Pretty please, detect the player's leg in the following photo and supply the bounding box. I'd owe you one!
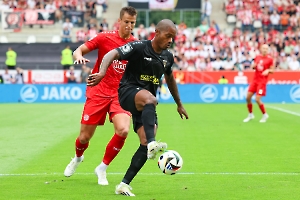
[64,98,109,177]
[120,87,166,159]
[134,89,158,144]
[115,124,147,196]
[243,84,255,122]
[255,85,269,123]
[95,102,131,185]
[64,124,97,177]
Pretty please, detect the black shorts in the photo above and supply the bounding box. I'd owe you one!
[119,86,158,133]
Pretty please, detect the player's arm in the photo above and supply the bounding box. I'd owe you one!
[251,58,257,69]
[164,72,189,119]
[87,49,120,86]
[73,44,91,64]
[262,64,275,76]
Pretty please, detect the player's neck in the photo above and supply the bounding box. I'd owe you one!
[118,31,131,40]
[151,39,162,54]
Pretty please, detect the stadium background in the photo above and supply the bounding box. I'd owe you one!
[0,0,299,103]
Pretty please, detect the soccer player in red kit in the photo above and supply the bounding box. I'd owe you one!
[64,6,137,185]
[243,44,274,123]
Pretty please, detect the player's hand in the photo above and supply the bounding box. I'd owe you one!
[74,57,90,65]
[262,69,269,76]
[87,73,103,86]
[177,105,189,119]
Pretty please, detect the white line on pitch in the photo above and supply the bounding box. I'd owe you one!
[1,172,300,176]
[266,106,300,117]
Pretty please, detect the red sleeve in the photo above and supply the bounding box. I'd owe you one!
[84,33,105,51]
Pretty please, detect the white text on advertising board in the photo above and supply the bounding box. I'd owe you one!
[41,86,82,100]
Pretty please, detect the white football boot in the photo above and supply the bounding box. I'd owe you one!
[64,155,84,177]
[115,182,135,196]
[243,113,254,122]
[147,141,167,159]
[259,113,269,123]
[95,165,108,185]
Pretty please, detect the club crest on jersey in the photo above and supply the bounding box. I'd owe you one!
[163,60,167,68]
[112,60,127,73]
[120,43,133,55]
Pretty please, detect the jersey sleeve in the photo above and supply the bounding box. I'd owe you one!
[84,34,105,51]
[116,41,144,61]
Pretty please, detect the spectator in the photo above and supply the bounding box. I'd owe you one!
[280,11,290,31]
[148,23,156,40]
[241,54,253,70]
[2,68,13,84]
[80,65,91,83]
[76,28,87,43]
[223,58,235,70]
[86,26,98,40]
[5,47,17,70]
[195,57,207,71]
[137,24,148,40]
[61,45,73,70]
[61,27,72,43]
[199,20,209,33]
[14,67,24,84]
[218,75,228,84]
[201,0,212,25]
[279,56,289,70]
[97,0,107,12]
[62,18,73,31]
[212,57,224,70]
[67,73,78,83]
[270,11,281,31]
[99,18,109,32]
[288,55,300,70]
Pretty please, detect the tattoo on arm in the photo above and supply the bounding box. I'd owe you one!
[99,49,120,74]
[164,73,182,106]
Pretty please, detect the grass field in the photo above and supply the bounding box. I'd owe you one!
[1,103,300,200]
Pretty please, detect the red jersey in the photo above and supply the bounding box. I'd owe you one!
[253,54,273,84]
[85,31,136,97]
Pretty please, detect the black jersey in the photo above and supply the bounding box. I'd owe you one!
[116,40,174,96]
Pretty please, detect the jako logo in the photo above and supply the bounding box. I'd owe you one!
[199,85,218,103]
[20,85,39,103]
[290,85,300,103]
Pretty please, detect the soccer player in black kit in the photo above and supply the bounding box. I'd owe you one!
[87,19,189,196]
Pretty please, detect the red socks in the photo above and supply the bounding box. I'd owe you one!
[75,137,89,157]
[247,103,253,113]
[259,103,266,114]
[102,133,126,165]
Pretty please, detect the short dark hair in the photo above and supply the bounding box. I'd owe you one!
[120,6,137,19]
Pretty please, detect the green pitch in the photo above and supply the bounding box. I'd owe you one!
[1,103,300,200]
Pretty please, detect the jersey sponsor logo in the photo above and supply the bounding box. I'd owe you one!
[140,75,160,85]
[290,85,300,103]
[112,60,127,73]
[120,43,133,55]
[199,84,218,103]
[20,85,39,103]
[144,57,152,61]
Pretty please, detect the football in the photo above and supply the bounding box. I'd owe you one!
[158,150,183,175]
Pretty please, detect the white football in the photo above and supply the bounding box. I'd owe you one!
[158,150,183,175]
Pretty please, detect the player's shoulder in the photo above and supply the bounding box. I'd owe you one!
[163,49,174,59]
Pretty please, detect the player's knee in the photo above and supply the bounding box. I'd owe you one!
[144,96,157,106]
[116,127,129,138]
[78,132,92,144]
[255,97,261,104]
